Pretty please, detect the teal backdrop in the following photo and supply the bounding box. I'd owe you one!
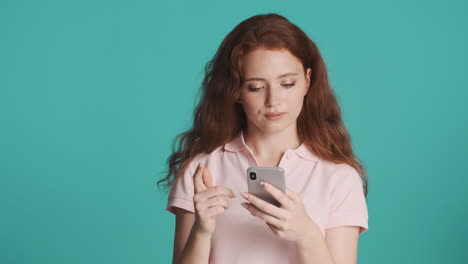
[1,0,467,263]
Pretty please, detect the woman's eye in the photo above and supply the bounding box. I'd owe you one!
[248,86,262,92]
[247,82,295,91]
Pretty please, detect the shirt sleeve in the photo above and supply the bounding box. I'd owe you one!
[166,156,202,215]
[326,166,369,235]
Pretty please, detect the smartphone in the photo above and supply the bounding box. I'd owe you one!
[246,166,285,207]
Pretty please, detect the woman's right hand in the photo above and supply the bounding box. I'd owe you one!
[192,163,236,236]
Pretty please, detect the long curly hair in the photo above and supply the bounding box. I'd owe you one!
[157,13,368,197]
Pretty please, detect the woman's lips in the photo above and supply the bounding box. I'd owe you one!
[264,112,286,120]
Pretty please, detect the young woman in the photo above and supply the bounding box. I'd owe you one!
[158,13,369,264]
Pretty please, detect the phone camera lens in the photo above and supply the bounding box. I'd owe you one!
[250,172,256,180]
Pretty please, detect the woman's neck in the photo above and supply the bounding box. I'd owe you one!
[243,125,301,165]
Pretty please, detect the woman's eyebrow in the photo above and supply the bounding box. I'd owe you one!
[243,72,298,82]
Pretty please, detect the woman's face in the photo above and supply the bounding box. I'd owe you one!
[237,48,311,133]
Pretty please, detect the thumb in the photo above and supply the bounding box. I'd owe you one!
[202,166,213,188]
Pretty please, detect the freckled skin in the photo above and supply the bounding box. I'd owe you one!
[237,48,311,134]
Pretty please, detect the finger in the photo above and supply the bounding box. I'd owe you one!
[241,192,285,219]
[206,185,235,198]
[261,182,294,209]
[286,188,300,203]
[193,163,207,193]
[202,166,214,188]
[196,196,229,211]
[205,205,226,216]
[195,186,235,203]
[266,222,279,233]
[242,202,283,229]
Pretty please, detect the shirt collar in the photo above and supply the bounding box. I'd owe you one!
[223,130,319,162]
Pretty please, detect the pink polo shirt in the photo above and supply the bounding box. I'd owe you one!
[166,130,369,264]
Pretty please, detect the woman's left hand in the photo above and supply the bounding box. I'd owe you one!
[241,182,318,244]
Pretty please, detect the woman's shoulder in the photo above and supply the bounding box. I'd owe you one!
[186,145,226,166]
[315,159,361,182]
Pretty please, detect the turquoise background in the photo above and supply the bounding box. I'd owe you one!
[1,0,467,263]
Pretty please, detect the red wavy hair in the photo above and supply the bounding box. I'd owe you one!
[158,13,368,198]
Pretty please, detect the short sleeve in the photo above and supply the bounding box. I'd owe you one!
[326,167,369,235]
[165,156,201,215]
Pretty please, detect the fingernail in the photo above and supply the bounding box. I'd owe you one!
[241,203,248,209]
[260,181,266,188]
[241,192,249,199]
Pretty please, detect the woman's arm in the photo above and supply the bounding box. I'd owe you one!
[294,225,360,264]
[324,226,360,264]
[172,208,212,264]
[174,227,212,264]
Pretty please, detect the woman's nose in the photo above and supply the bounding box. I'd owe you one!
[265,87,281,107]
